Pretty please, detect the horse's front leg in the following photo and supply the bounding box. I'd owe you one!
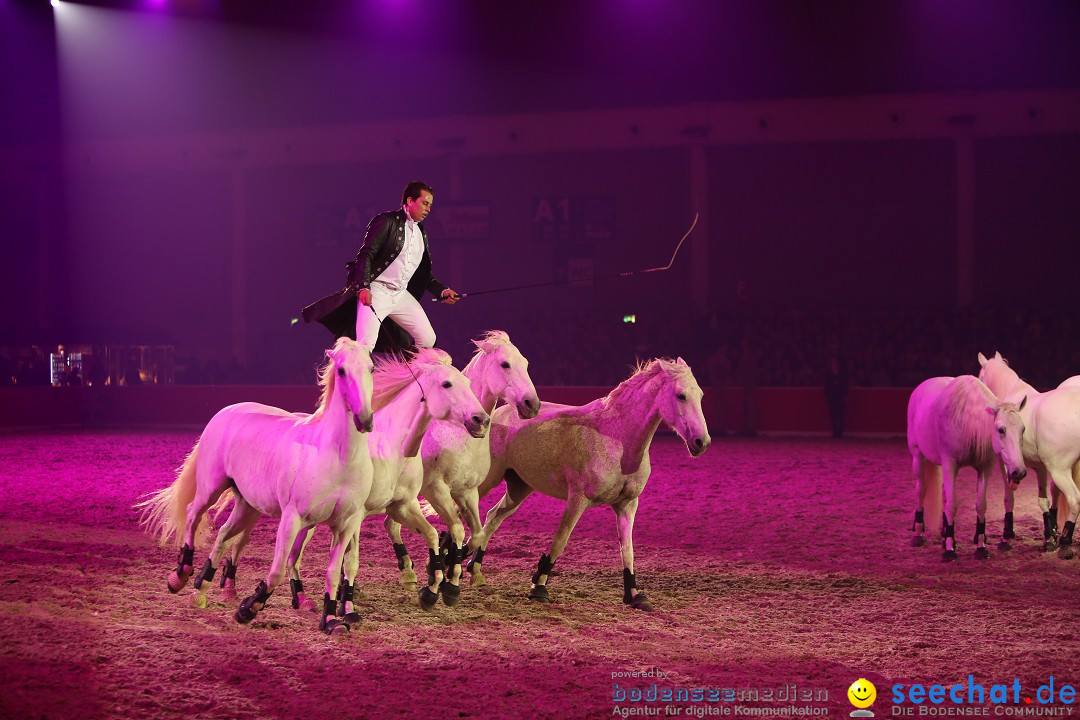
[383,516,417,589]
[470,474,534,586]
[973,469,990,560]
[424,482,467,607]
[941,463,960,562]
[458,488,488,586]
[910,455,928,547]
[318,527,353,635]
[613,496,651,611]
[529,491,590,603]
[388,500,443,611]
[191,499,260,609]
[998,460,1016,551]
[286,526,318,613]
[234,510,305,625]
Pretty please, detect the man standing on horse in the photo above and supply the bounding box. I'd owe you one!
[303,181,461,351]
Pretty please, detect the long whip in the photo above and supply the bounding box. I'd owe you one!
[432,212,699,301]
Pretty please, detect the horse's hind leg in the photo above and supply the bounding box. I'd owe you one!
[1038,469,1060,551]
[192,499,260,609]
[940,464,960,562]
[234,510,304,625]
[972,469,991,560]
[528,491,590,604]
[911,454,928,547]
[170,474,231,594]
[1048,465,1080,560]
[613,497,651,612]
[470,472,534,585]
[383,516,417,589]
[286,526,318,612]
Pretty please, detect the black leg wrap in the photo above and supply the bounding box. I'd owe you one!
[193,558,216,590]
[622,568,638,604]
[1061,520,1075,546]
[1003,511,1015,540]
[220,558,237,587]
[973,520,986,543]
[319,593,351,634]
[1043,511,1059,539]
[531,553,555,585]
[426,548,444,586]
[393,543,410,571]
[175,543,194,574]
[942,523,954,539]
[234,580,271,624]
[912,510,924,532]
[467,547,486,573]
[290,579,304,609]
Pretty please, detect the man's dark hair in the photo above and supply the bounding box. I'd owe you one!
[402,181,433,205]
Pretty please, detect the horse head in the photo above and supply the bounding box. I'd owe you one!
[413,349,491,438]
[977,351,1016,397]
[655,357,711,457]
[470,331,540,419]
[327,338,375,433]
[988,395,1028,487]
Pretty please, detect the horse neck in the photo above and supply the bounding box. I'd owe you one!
[320,381,363,452]
[602,373,664,474]
[463,359,499,414]
[375,382,434,459]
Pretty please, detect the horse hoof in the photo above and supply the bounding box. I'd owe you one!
[628,593,654,612]
[320,617,350,636]
[299,597,318,613]
[167,569,191,594]
[973,548,990,560]
[528,585,552,603]
[341,611,362,626]
[402,581,418,592]
[910,536,926,548]
[400,569,418,587]
[220,585,237,601]
[997,541,1012,552]
[1002,530,1016,540]
[941,550,958,563]
[470,571,486,588]
[191,592,208,609]
[1043,541,1059,553]
[1057,546,1075,560]
[442,583,462,607]
[418,586,440,610]
[234,605,257,624]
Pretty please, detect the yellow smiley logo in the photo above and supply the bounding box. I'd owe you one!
[848,679,877,709]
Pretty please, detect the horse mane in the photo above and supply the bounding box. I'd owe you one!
[462,330,511,375]
[981,353,1036,397]
[943,375,998,462]
[372,347,453,411]
[600,357,696,409]
[308,341,343,423]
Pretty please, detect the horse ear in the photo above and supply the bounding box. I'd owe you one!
[978,352,988,367]
[676,357,688,367]
[994,351,1003,360]
[474,340,496,354]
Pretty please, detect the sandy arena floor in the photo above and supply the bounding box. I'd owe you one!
[0,430,1077,720]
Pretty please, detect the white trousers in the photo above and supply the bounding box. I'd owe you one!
[356,284,437,349]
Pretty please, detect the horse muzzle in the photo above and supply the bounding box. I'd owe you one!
[353,412,374,434]
[688,435,711,457]
[516,396,541,419]
[1009,468,1027,485]
[466,413,490,438]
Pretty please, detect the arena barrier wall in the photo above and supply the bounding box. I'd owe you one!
[0,386,909,435]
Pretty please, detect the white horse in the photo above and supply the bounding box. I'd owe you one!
[138,337,376,634]
[382,331,540,605]
[1028,386,1080,559]
[907,374,1027,561]
[468,357,710,611]
[978,352,1063,552]
[226,348,491,621]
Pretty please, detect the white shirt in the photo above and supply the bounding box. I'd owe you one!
[374,208,424,292]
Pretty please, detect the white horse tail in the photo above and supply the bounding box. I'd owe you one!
[136,440,208,548]
[920,461,944,535]
[208,487,236,526]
